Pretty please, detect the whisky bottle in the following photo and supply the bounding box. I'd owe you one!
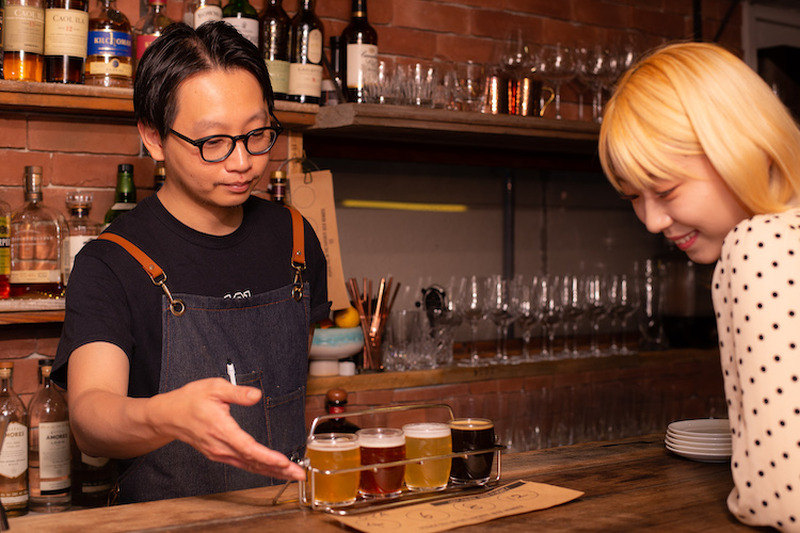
[153,160,166,191]
[0,199,10,300]
[104,164,137,227]
[313,389,360,434]
[259,0,290,100]
[222,0,257,47]
[340,0,377,103]
[269,170,286,205]
[132,0,172,64]
[0,361,29,517]
[2,0,45,81]
[9,166,68,299]
[70,439,116,508]
[28,362,71,513]
[184,0,220,29]
[288,0,323,104]
[64,191,102,285]
[44,0,89,83]
[85,0,133,88]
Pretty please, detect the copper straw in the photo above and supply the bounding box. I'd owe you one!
[347,276,397,372]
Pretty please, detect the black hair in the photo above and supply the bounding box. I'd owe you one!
[133,21,275,139]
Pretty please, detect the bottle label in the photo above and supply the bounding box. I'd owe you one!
[10,269,60,284]
[0,215,10,277]
[87,30,132,59]
[223,17,258,47]
[265,59,290,94]
[289,63,322,98]
[0,422,28,479]
[87,58,133,77]
[307,28,323,64]
[346,42,378,89]
[193,5,222,28]
[44,8,90,58]
[66,235,95,275]
[109,203,136,211]
[38,421,71,489]
[80,451,109,468]
[3,6,45,54]
[135,34,157,59]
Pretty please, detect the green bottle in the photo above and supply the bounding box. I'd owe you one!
[104,164,137,227]
[222,0,258,47]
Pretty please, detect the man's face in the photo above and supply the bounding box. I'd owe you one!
[154,68,272,226]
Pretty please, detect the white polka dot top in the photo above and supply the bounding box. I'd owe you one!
[713,208,800,531]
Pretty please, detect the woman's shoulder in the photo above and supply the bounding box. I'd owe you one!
[720,207,800,264]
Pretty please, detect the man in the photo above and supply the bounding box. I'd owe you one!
[52,22,330,503]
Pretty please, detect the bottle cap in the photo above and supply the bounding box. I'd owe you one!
[118,164,134,174]
[0,361,13,369]
[326,388,349,404]
[270,170,286,180]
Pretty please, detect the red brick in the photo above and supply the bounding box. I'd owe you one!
[0,338,37,359]
[573,0,633,29]
[0,151,55,187]
[505,0,572,19]
[434,34,495,65]
[377,26,438,59]
[0,117,27,150]
[51,154,154,189]
[393,1,472,35]
[470,10,539,41]
[28,119,141,155]
[632,8,688,39]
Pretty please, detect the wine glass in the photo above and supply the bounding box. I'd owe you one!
[614,274,641,354]
[584,273,610,356]
[575,44,612,123]
[422,276,465,366]
[559,274,584,358]
[515,275,542,361]
[458,275,488,367]
[539,274,563,359]
[540,43,576,119]
[485,275,520,365]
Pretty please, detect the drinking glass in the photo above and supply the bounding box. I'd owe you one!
[357,427,406,499]
[305,433,361,507]
[584,273,610,356]
[575,44,611,123]
[485,275,520,365]
[559,274,584,358]
[405,61,438,107]
[515,275,542,361]
[422,276,464,367]
[540,43,576,119]
[454,61,485,112]
[616,274,641,354]
[449,418,496,485]
[458,275,488,367]
[402,422,452,491]
[539,274,563,359]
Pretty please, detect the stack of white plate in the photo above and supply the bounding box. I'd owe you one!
[665,419,732,463]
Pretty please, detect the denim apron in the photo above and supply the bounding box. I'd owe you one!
[98,207,310,503]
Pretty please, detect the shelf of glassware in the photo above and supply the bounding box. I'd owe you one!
[307,103,602,154]
[0,80,319,126]
[0,298,65,325]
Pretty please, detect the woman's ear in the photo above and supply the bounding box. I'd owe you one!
[138,122,165,161]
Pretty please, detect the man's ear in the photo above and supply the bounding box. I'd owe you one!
[138,122,165,161]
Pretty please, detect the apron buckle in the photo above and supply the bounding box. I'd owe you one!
[291,261,305,302]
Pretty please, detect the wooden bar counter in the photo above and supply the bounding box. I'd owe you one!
[11,434,751,532]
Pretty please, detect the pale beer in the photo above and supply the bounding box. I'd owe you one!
[403,422,451,491]
[305,433,360,507]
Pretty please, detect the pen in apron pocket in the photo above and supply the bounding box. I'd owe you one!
[226,359,237,386]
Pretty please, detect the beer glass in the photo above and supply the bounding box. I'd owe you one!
[449,418,496,485]
[357,427,406,498]
[306,433,361,507]
[402,422,452,491]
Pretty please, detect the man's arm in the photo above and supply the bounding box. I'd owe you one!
[67,341,305,480]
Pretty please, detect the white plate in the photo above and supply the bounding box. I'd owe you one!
[309,341,364,360]
[664,437,731,453]
[665,443,731,463]
[666,430,731,445]
[668,419,730,437]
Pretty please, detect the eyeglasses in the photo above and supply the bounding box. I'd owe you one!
[168,122,283,163]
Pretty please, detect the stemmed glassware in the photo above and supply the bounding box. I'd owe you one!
[539,275,563,359]
[540,43,576,119]
[613,274,641,354]
[584,273,610,356]
[575,44,613,123]
[559,274,584,358]
[515,275,542,361]
[459,275,488,367]
[485,275,521,365]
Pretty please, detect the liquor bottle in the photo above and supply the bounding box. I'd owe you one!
[64,191,102,285]
[44,0,89,83]
[259,0,290,101]
[0,199,10,300]
[0,361,29,517]
[153,160,165,191]
[9,166,68,299]
[104,164,137,227]
[184,0,220,29]
[132,0,172,64]
[70,438,116,508]
[222,0,257,47]
[313,389,360,434]
[84,0,133,88]
[288,0,323,105]
[28,363,71,513]
[2,0,45,81]
[269,169,286,205]
[339,0,377,103]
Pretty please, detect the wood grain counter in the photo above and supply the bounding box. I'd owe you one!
[10,434,755,532]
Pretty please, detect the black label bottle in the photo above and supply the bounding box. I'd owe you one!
[259,0,290,100]
[0,199,10,300]
[222,0,257,47]
[85,0,133,88]
[3,0,45,81]
[104,164,137,228]
[10,166,68,299]
[269,170,286,205]
[288,0,323,104]
[340,0,377,103]
[0,361,29,517]
[313,389,360,434]
[28,363,71,513]
[44,0,89,83]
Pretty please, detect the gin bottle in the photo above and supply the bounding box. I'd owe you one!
[222,0,258,47]
[28,363,71,513]
[104,164,137,228]
[64,191,102,285]
[0,361,29,517]
[9,166,69,299]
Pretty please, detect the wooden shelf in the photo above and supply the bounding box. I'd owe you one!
[307,103,601,154]
[0,79,319,127]
[0,298,65,325]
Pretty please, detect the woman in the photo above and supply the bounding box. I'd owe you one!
[598,42,800,531]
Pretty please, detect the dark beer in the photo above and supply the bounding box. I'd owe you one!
[449,418,495,484]
[357,428,405,498]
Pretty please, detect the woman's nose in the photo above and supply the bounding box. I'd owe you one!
[638,199,672,234]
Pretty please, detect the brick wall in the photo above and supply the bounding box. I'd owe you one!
[0,0,743,399]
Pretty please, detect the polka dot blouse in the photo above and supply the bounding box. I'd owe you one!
[713,208,800,531]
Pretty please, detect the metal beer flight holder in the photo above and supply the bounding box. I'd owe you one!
[272,403,504,516]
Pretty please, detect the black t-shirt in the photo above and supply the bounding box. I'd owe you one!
[52,194,330,397]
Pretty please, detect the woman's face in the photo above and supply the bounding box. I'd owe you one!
[618,155,750,264]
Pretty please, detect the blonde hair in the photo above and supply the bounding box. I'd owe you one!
[598,41,800,215]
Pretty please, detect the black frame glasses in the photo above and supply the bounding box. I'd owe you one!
[169,120,284,163]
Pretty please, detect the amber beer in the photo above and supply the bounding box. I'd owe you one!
[357,427,405,498]
[449,418,495,485]
[305,433,360,507]
[403,422,451,491]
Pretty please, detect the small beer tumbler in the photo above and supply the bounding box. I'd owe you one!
[449,418,496,485]
[357,427,406,498]
[306,433,361,507]
[403,422,452,491]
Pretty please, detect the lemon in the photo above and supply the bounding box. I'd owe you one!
[334,307,360,328]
